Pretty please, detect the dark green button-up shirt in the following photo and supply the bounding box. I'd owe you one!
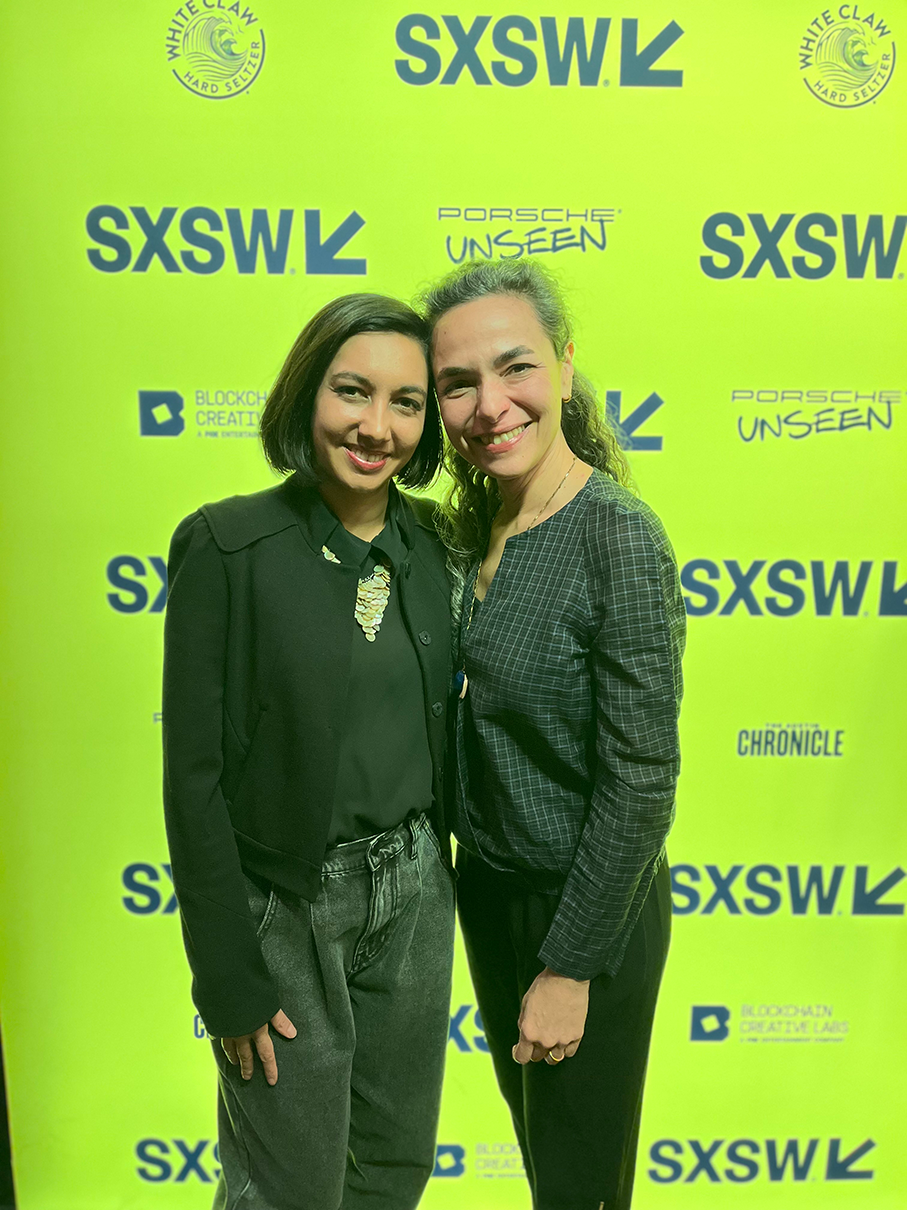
[308,491,434,845]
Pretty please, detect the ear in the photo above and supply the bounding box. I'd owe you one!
[559,341,575,401]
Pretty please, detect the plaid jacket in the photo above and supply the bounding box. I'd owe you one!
[454,470,685,980]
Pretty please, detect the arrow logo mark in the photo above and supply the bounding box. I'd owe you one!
[879,561,907,616]
[606,391,664,451]
[304,210,367,275]
[826,1138,875,1181]
[619,19,684,87]
[852,866,905,916]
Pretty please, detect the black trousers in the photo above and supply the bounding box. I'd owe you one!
[456,850,671,1210]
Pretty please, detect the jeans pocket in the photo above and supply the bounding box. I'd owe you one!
[243,871,279,940]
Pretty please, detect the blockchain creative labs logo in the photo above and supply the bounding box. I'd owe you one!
[139,390,185,436]
[138,389,267,439]
[691,1003,850,1045]
[799,7,895,108]
[166,3,265,99]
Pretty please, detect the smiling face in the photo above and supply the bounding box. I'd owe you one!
[311,331,429,495]
[432,294,574,482]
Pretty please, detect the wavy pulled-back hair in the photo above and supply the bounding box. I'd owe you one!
[416,259,632,571]
[260,293,443,489]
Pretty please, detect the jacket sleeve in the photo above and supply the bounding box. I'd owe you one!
[162,511,280,1037]
[538,502,685,981]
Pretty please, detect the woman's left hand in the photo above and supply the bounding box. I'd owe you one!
[512,967,590,1065]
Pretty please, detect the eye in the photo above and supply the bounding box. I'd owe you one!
[335,384,367,399]
[505,362,536,375]
[394,397,424,413]
[442,381,473,398]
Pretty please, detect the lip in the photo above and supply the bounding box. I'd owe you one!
[344,446,389,473]
[472,422,531,455]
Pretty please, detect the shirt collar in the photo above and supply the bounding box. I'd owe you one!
[308,484,409,574]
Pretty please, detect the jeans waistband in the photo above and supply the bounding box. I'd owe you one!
[321,813,429,875]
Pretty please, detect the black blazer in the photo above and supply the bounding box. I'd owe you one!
[162,476,452,1037]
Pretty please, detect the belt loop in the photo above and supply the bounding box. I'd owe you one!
[408,817,418,860]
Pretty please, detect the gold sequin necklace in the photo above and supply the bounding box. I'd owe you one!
[321,546,391,642]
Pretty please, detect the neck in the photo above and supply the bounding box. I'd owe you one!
[495,433,576,527]
[318,479,390,542]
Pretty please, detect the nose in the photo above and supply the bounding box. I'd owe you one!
[474,378,510,425]
[357,399,392,445]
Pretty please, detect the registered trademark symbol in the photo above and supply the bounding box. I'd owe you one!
[602,79,610,87]
[289,267,296,275]
[899,272,904,279]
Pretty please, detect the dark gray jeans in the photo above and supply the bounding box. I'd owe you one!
[212,814,455,1210]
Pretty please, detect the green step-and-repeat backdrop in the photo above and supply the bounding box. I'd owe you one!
[1,2,905,1208]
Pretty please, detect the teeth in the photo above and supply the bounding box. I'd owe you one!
[349,447,385,463]
[484,424,527,446]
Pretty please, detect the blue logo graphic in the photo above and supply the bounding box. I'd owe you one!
[691,1005,731,1041]
[680,559,907,617]
[122,864,177,915]
[106,557,168,614]
[671,864,905,917]
[606,390,664,451]
[395,16,683,88]
[86,207,366,276]
[700,212,906,279]
[139,391,185,437]
[136,1139,220,1183]
[648,1137,875,1183]
[448,1004,489,1052]
[433,1145,466,1177]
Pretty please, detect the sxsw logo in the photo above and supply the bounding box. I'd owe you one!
[139,391,184,437]
[672,863,905,916]
[395,16,683,87]
[107,558,167,614]
[690,1005,730,1041]
[680,558,907,617]
[122,864,177,914]
[607,391,663,451]
[136,1140,219,1183]
[433,1145,466,1177]
[449,1004,489,1052]
[648,1137,875,1183]
[701,213,906,279]
[86,207,366,275]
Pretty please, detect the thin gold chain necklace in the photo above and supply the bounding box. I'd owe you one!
[458,455,577,698]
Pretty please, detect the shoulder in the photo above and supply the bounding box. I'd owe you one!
[398,489,441,534]
[195,479,300,553]
[578,472,676,570]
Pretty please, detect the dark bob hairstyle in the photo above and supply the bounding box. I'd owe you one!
[260,293,443,489]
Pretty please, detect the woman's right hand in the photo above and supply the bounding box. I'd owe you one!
[221,1009,297,1085]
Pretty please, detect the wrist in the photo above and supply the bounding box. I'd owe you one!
[541,965,590,986]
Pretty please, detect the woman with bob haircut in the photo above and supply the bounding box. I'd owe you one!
[419,259,685,1210]
[162,293,455,1210]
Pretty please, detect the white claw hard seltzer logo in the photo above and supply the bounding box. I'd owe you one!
[799,6,896,108]
[166,3,265,99]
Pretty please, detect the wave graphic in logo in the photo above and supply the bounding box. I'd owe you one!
[799,11,895,108]
[167,7,265,99]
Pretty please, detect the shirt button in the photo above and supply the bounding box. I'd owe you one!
[419,631,432,645]
[431,702,443,717]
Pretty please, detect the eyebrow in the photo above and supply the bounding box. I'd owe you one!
[331,371,426,399]
[436,346,536,380]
